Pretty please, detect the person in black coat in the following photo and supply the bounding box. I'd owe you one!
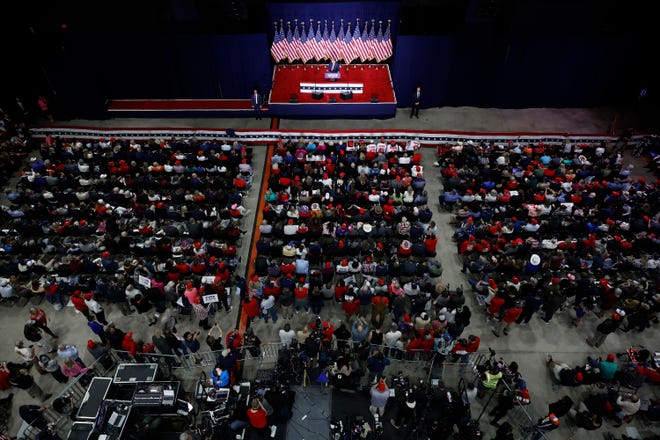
[410,86,422,118]
[250,88,263,120]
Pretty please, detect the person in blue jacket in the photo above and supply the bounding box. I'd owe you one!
[211,365,230,388]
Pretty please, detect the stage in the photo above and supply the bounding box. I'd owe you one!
[268,64,397,118]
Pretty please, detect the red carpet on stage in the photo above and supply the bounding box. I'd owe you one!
[269,64,396,104]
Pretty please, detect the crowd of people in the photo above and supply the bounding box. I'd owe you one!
[0,132,260,436]
[1,122,659,440]
[435,140,660,339]
[250,137,480,367]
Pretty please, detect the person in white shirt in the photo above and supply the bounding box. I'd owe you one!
[84,293,108,325]
[279,323,296,347]
[283,220,298,236]
[125,284,141,300]
[0,278,17,298]
[384,323,402,352]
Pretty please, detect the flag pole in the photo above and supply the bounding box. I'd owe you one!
[339,18,344,63]
[323,19,328,62]
[293,19,298,68]
[317,20,322,70]
[378,20,383,67]
[371,19,376,65]
[309,19,314,64]
[301,21,306,70]
[356,18,361,70]
[286,21,292,69]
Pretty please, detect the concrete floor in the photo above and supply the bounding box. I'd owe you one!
[2,106,658,440]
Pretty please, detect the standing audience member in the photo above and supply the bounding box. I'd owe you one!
[28,307,58,338]
[38,354,68,384]
[369,377,390,416]
[279,324,296,348]
[23,320,53,353]
[11,369,51,401]
[14,341,41,373]
[70,291,92,321]
[84,293,108,325]
[61,357,89,378]
[410,86,422,119]
[56,343,85,367]
[586,309,624,348]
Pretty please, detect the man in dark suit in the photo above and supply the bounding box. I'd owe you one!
[328,59,340,73]
[251,88,263,120]
[411,86,421,119]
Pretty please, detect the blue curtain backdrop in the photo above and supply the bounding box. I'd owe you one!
[36,28,652,116]
[265,1,401,51]
[392,35,646,109]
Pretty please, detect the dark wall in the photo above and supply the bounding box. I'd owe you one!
[35,32,272,118]
[392,34,654,109]
[34,31,655,118]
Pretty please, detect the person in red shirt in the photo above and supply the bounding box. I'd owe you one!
[342,288,360,320]
[293,281,309,313]
[28,307,58,338]
[424,233,438,257]
[247,397,275,437]
[71,291,92,321]
[121,332,138,356]
[493,303,523,337]
[225,328,243,351]
[487,293,505,322]
[371,293,389,329]
[243,296,260,324]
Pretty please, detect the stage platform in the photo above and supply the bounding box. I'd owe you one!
[268,64,397,118]
[107,99,269,118]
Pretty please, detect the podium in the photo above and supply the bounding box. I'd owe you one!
[324,71,341,81]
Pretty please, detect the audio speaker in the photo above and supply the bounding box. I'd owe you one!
[312,91,324,100]
[340,91,353,100]
[329,97,337,103]
[370,97,379,103]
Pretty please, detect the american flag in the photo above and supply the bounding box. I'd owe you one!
[328,22,339,61]
[348,21,362,64]
[336,22,345,62]
[366,21,377,62]
[358,21,370,62]
[299,23,313,63]
[270,22,286,62]
[312,21,324,61]
[343,22,353,63]
[291,22,301,61]
[383,20,393,60]
[284,23,294,62]
[321,21,330,60]
[373,21,387,62]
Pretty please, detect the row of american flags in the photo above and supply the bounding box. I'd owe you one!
[270,18,393,64]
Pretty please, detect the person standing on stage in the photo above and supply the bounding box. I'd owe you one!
[328,58,340,72]
[251,88,263,120]
[410,85,422,119]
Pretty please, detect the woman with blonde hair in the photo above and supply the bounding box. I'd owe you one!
[61,357,89,378]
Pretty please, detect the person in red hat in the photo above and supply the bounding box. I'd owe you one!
[586,310,624,347]
[184,282,198,306]
[369,377,390,416]
[70,291,92,321]
[84,292,108,325]
[596,353,619,381]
